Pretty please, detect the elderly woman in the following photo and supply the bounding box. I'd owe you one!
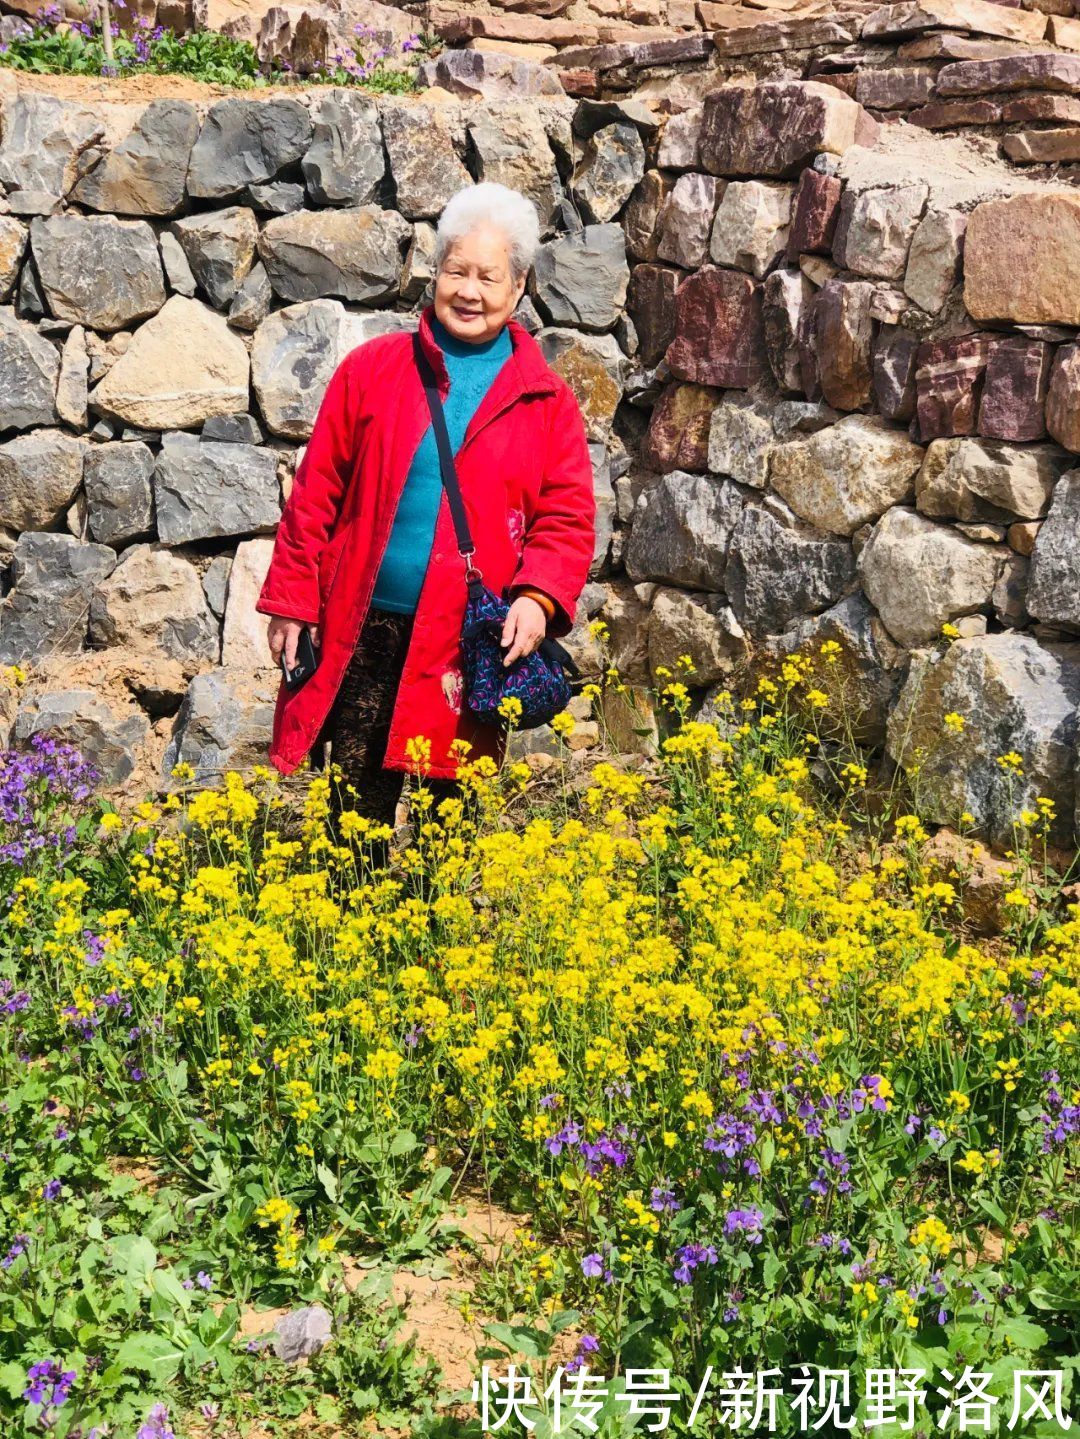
[256,181,596,829]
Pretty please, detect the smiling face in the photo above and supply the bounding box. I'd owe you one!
[433,223,527,345]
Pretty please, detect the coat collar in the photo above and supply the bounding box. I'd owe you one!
[416,302,559,399]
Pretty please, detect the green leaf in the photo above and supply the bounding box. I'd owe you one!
[113,1331,184,1377]
[389,1130,418,1158]
[317,1164,339,1203]
[1028,1286,1080,1314]
[997,1317,1049,1350]
[763,1250,783,1292]
[0,1361,27,1401]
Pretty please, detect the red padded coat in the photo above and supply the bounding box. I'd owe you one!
[255,304,596,780]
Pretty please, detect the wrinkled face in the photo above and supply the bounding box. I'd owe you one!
[434,223,527,344]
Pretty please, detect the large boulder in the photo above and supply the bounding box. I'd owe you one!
[0,307,59,431]
[83,441,156,549]
[0,92,104,201]
[857,506,1008,646]
[302,92,384,207]
[30,214,166,332]
[168,208,260,310]
[153,433,280,544]
[886,633,1080,846]
[726,498,857,634]
[915,438,1070,523]
[646,586,748,686]
[257,205,410,304]
[88,543,220,670]
[699,81,872,179]
[769,415,924,536]
[665,266,766,390]
[964,193,1080,328]
[532,225,629,332]
[71,99,199,217]
[380,103,472,220]
[89,295,249,430]
[14,688,149,786]
[163,666,279,782]
[625,469,745,590]
[0,430,85,532]
[470,109,563,233]
[0,533,116,663]
[186,98,313,201]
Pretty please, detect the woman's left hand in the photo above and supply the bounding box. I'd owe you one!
[501,595,547,667]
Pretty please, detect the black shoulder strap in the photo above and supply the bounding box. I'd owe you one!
[413,332,475,561]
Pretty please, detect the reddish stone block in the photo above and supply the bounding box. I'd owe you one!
[1046,342,1080,452]
[699,79,871,178]
[642,381,718,472]
[627,263,681,368]
[815,277,876,411]
[786,168,843,260]
[1001,91,1080,120]
[873,326,919,421]
[666,266,767,390]
[763,266,813,395]
[978,334,1052,440]
[908,98,1004,126]
[936,53,1080,94]
[915,333,992,440]
[558,68,600,97]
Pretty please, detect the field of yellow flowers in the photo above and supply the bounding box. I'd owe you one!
[2,641,1080,1438]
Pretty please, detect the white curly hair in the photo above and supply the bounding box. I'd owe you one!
[434,182,542,281]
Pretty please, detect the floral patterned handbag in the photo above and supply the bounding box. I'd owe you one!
[414,335,580,731]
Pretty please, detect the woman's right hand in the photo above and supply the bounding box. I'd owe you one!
[267,617,319,670]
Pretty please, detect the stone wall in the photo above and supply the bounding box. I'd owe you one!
[3,33,1080,846]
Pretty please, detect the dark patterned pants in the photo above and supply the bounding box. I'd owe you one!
[323,605,461,834]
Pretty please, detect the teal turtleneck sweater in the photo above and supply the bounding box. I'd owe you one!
[370,314,513,615]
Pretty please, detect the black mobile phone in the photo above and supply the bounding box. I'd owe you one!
[282,627,320,689]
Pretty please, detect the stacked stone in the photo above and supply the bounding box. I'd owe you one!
[622,75,1080,846]
[0,82,632,785]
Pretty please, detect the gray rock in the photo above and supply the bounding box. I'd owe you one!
[571,123,645,226]
[535,327,624,443]
[89,542,220,668]
[202,413,264,445]
[647,586,748,686]
[0,429,85,532]
[153,432,280,544]
[656,173,722,271]
[251,299,355,441]
[1028,470,1080,629]
[625,470,745,590]
[56,325,89,430]
[14,688,148,785]
[0,93,104,201]
[417,48,564,100]
[904,208,966,315]
[834,183,929,281]
[533,224,629,333]
[469,111,562,233]
[726,498,857,634]
[993,550,1029,629]
[302,92,384,207]
[400,223,436,305]
[228,262,273,332]
[858,506,1008,647]
[168,208,259,311]
[766,591,903,745]
[221,536,274,668]
[159,231,197,298]
[202,554,232,618]
[916,439,1071,524]
[624,170,675,264]
[71,99,198,217]
[242,181,305,214]
[83,441,156,548]
[0,306,60,430]
[657,107,703,170]
[709,180,794,280]
[30,214,165,332]
[186,98,313,201]
[163,666,279,781]
[887,632,1080,847]
[589,442,616,576]
[0,532,116,662]
[769,415,924,536]
[380,104,472,221]
[708,392,777,489]
[762,267,812,396]
[258,205,409,305]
